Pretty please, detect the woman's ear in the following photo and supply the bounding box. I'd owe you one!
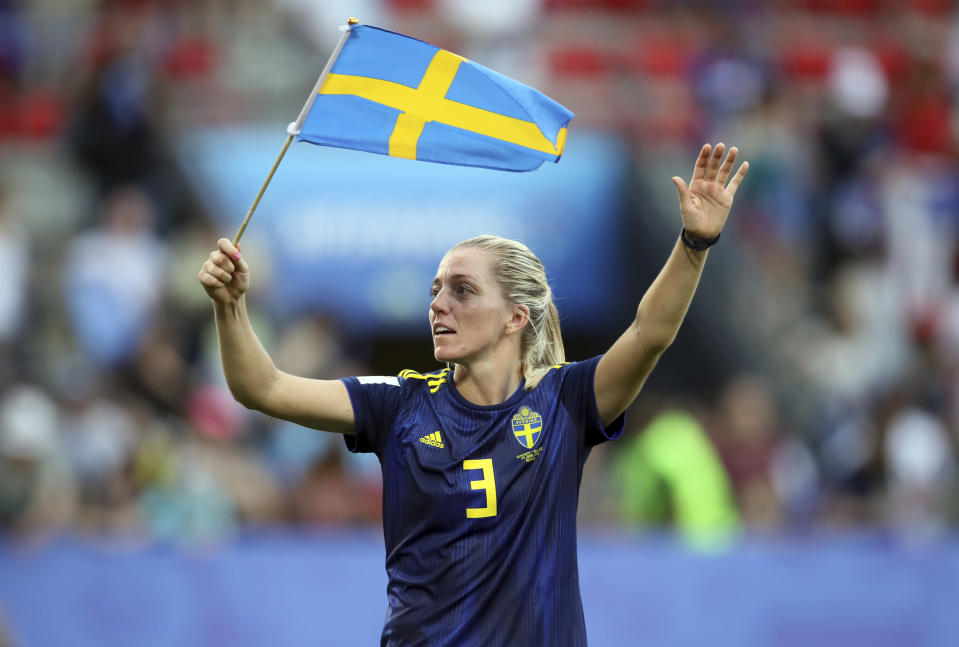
[506,304,530,336]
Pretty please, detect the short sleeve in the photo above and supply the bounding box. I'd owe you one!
[340,375,406,455]
[558,355,626,448]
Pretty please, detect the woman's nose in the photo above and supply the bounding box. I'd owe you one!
[430,290,450,314]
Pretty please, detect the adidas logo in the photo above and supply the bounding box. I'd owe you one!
[419,431,445,448]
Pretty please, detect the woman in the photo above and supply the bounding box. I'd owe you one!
[199,143,748,646]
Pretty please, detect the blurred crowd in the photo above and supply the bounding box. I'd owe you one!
[1,0,959,547]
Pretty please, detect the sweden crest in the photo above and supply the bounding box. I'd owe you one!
[511,406,543,449]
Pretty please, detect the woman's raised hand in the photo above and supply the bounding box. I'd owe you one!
[671,143,749,241]
[198,237,250,305]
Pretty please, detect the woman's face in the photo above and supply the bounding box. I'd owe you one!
[429,247,519,364]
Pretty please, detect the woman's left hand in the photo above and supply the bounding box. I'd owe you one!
[671,142,749,240]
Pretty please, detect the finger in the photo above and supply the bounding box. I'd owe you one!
[705,142,724,181]
[198,271,225,290]
[203,260,233,284]
[217,237,241,263]
[210,250,235,274]
[726,161,750,197]
[672,176,689,204]
[692,144,711,181]
[717,146,738,186]
[234,245,249,273]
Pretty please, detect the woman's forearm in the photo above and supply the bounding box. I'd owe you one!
[213,297,279,409]
[633,237,708,352]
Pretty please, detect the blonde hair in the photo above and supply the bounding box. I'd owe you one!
[451,235,565,390]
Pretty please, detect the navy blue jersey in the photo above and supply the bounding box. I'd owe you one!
[341,356,625,647]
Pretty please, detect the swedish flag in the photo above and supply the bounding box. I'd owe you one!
[297,25,574,172]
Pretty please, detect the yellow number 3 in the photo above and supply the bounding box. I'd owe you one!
[463,459,497,518]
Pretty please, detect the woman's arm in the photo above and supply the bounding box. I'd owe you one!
[594,143,748,426]
[199,238,356,435]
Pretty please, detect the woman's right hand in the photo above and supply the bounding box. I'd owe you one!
[198,237,249,305]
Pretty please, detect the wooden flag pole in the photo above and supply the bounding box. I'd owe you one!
[232,134,292,246]
[232,17,359,246]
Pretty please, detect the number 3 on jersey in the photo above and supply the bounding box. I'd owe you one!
[463,459,497,518]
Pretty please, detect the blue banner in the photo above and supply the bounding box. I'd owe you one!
[2,532,958,647]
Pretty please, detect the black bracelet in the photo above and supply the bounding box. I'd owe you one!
[680,227,720,251]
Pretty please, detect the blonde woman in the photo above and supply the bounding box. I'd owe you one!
[199,143,748,647]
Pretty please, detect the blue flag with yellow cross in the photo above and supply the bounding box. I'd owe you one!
[296,25,574,172]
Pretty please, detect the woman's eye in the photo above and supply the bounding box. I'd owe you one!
[430,288,439,298]
[457,285,471,295]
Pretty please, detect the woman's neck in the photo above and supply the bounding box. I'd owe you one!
[452,356,523,406]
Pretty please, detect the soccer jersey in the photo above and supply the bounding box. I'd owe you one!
[341,355,625,647]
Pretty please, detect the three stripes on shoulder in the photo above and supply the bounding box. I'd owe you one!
[400,368,450,394]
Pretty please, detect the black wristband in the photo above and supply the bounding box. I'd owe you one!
[680,227,720,251]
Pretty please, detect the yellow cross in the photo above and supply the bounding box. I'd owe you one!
[318,50,566,161]
[514,422,538,448]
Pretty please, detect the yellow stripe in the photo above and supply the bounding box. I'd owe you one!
[387,50,463,159]
[320,68,563,157]
[401,370,442,381]
[389,112,426,159]
[400,368,449,388]
[555,127,568,155]
[418,50,466,94]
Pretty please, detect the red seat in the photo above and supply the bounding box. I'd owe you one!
[163,36,217,80]
[779,43,833,81]
[544,0,648,10]
[384,0,435,10]
[549,46,613,77]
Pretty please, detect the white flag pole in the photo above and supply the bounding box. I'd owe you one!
[232,17,358,246]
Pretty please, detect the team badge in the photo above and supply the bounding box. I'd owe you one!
[511,406,543,449]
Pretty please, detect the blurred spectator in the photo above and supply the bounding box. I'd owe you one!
[793,262,908,428]
[0,385,76,537]
[728,85,813,253]
[712,374,814,530]
[828,47,888,123]
[67,5,166,193]
[0,1,25,81]
[139,385,281,544]
[893,58,955,157]
[0,185,28,387]
[186,384,281,523]
[65,1,196,232]
[61,391,141,534]
[613,407,740,550]
[267,420,333,490]
[63,185,167,368]
[818,408,884,527]
[882,389,957,541]
[289,444,378,525]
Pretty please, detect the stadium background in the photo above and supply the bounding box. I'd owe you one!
[2,0,959,645]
